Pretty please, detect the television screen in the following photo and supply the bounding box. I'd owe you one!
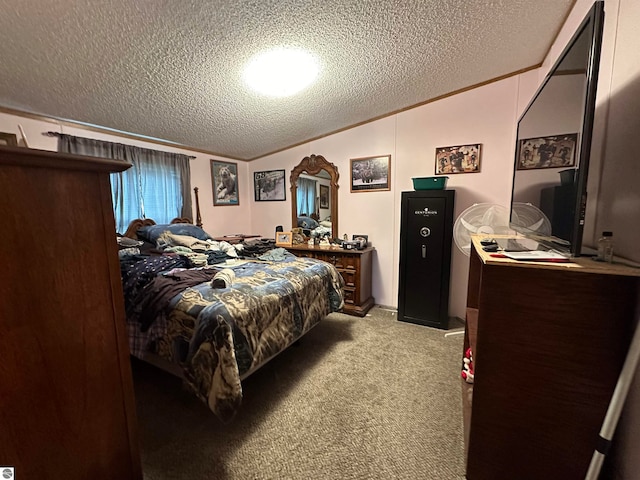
[509,1,604,256]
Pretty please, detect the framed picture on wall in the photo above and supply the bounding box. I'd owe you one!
[319,184,329,208]
[350,155,391,192]
[254,169,286,201]
[211,160,239,206]
[435,144,481,174]
[516,133,578,170]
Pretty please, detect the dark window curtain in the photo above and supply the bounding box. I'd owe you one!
[57,134,192,233]
[296,177,317,216]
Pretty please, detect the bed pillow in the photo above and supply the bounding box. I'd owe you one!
[137,223,212,244]
[297,216,319,230]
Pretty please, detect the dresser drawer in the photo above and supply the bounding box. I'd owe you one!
[313,252,335,265]
[340,269,356,288]
[343,287,356,305]
[340,254,359,270]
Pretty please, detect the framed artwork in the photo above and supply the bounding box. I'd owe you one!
[211,160,239,206]
[319,184,330,208]
[435,144,481,175]
[275,231,293,246]
[0,132,18,147]
[516,133,578,170]
[254,169,286,201]
[350,155,391,192]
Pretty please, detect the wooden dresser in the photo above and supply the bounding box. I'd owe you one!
[463,235,639,480]
[0,146,142,479]
[286,244,375,316]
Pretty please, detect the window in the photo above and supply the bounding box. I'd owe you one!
[56,133,192,233]
[296,176,317,216]
[111,159,184,233]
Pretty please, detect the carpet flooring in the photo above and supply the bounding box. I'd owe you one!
[133,306,466,479]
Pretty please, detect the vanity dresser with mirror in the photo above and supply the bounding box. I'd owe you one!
[287,154,375,316]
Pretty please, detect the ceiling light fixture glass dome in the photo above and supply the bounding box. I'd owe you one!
[243,48,319,97]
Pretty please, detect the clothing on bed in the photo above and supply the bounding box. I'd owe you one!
[138,268,220,332]
[120,222,345,422]
[257,247,288,262]
[162,246,209,266]
[240,238,277,257]
[157,231,212,251]
[137,223,212,244]
[211,268,235,288]
[117,235,144,248]
[120,255,192,320]
[118,247,141,258]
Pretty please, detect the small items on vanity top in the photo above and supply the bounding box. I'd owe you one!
[342,241,359,250]
[501,250,571,262]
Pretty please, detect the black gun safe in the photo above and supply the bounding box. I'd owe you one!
[398,190,455,329]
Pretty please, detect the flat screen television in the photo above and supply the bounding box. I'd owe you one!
[509,1,604,257]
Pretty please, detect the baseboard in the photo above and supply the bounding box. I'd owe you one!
[374,304,397,312]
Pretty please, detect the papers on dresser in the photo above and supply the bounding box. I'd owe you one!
[502,250,571,262]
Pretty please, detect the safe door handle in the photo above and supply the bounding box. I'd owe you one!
[422,245,426,258]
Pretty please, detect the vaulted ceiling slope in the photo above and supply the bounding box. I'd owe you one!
[0,0,573,161]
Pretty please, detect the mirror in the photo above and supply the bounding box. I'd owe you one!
[290,154,339,239]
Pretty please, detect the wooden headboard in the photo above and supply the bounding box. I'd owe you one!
[123,217,193,239]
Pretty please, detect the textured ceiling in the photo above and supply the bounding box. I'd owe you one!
[0,0,574,161]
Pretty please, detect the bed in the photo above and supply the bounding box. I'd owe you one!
[119,217,344,422]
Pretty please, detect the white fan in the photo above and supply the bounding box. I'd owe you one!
[510,202,552,236]
[453,203,511,256]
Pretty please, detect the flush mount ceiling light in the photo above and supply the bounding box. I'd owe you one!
[243,48,319,97]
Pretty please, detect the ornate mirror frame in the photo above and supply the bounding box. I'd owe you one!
[290,154,339,239]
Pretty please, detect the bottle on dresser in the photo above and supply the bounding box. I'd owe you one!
[597,231,614,263]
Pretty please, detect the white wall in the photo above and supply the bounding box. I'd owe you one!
[594,0,640,264]
[249,78,520,317]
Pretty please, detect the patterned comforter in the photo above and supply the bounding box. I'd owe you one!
[123,254,344,422]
